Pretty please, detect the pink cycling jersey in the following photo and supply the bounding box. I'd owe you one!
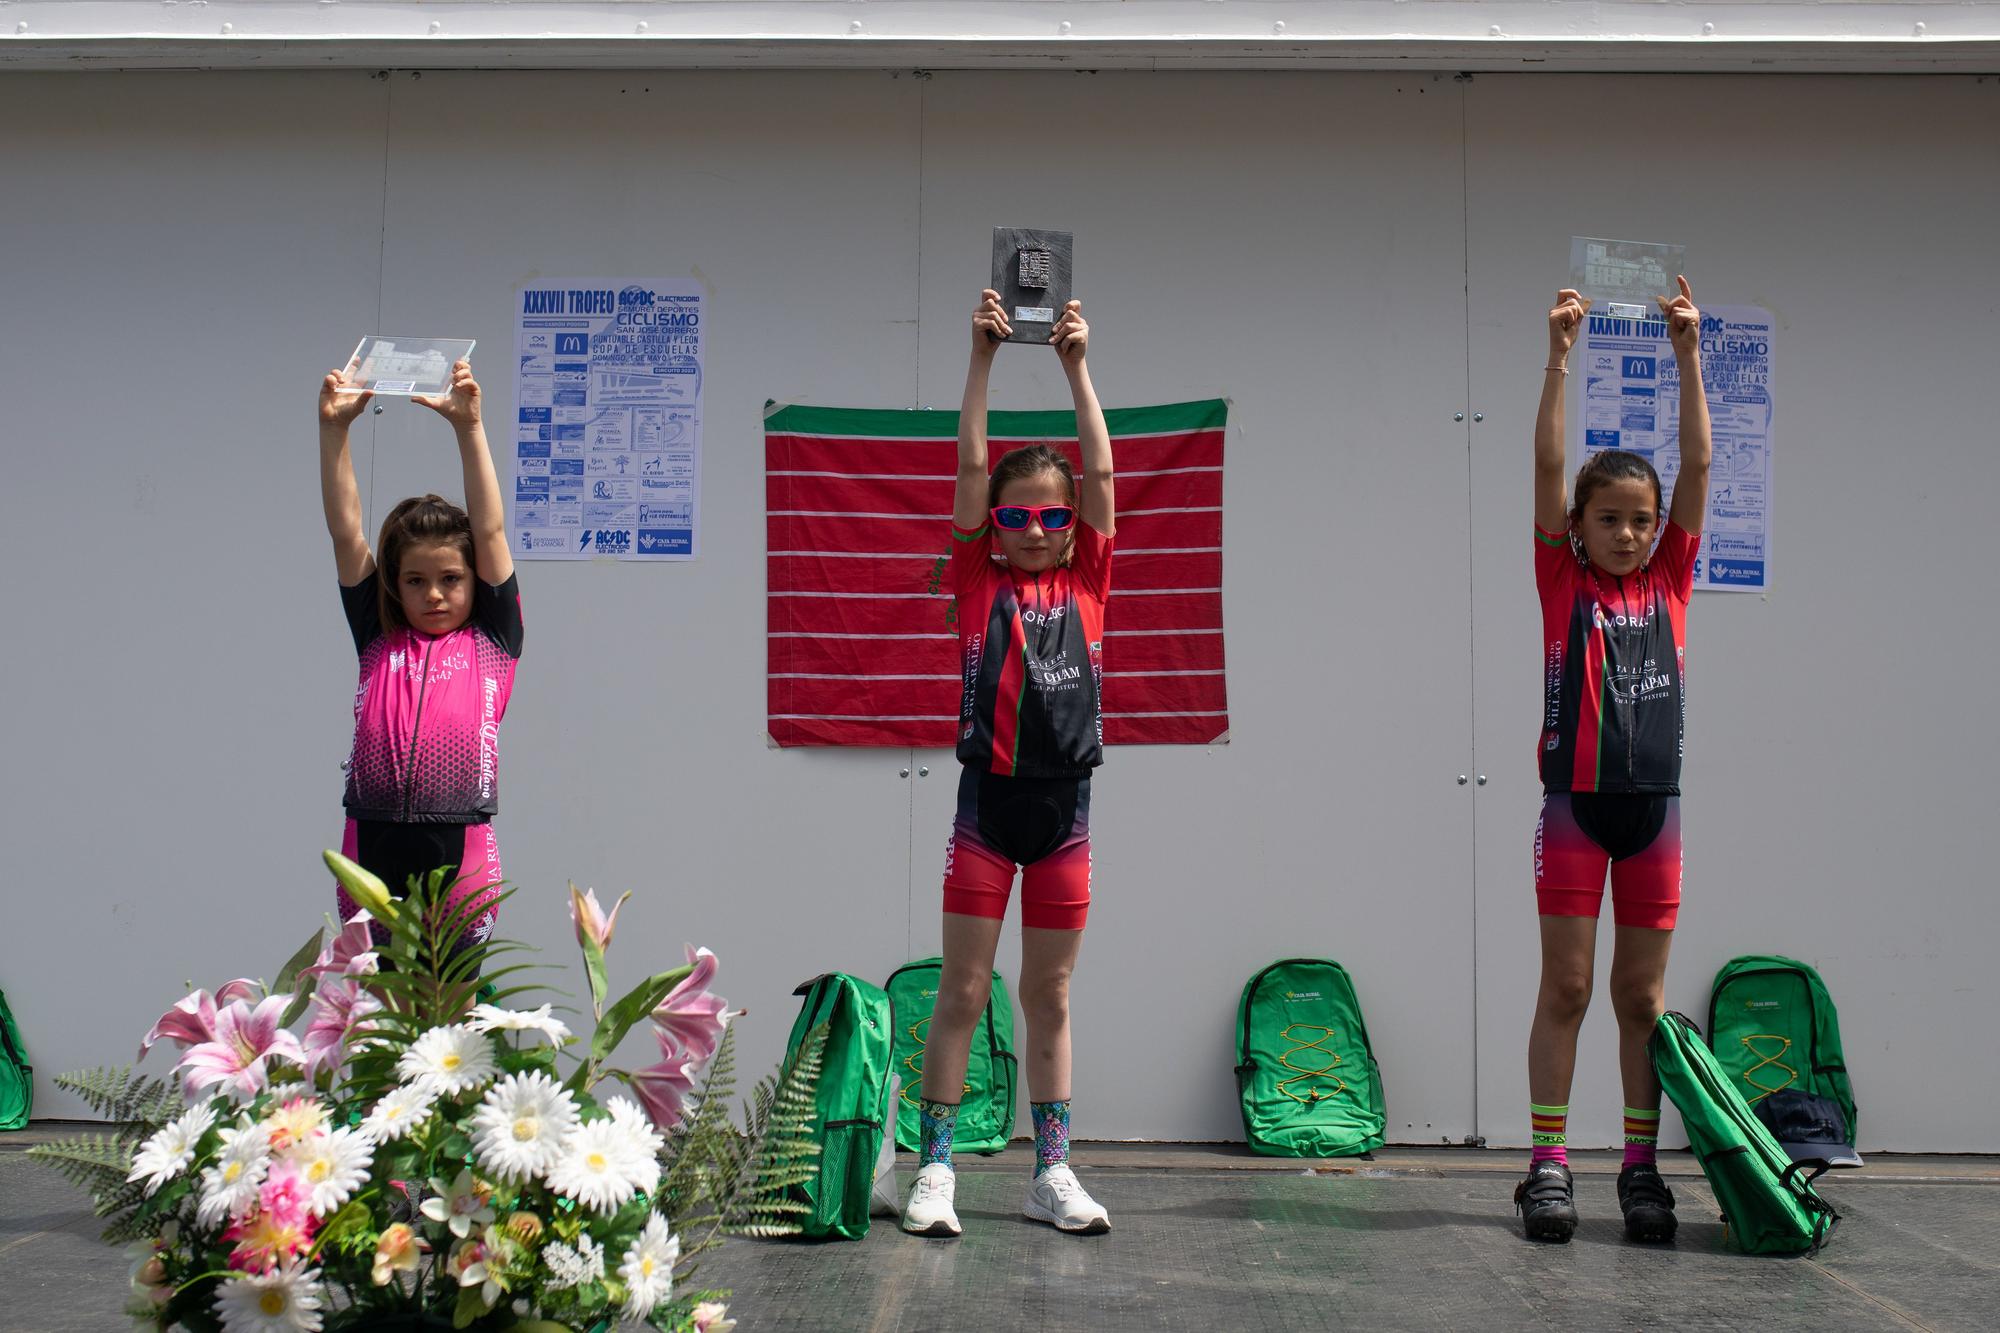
[340,573,523,823]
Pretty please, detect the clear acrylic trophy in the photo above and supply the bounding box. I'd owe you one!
[338,336,478,396]
[1568,238,1685,319]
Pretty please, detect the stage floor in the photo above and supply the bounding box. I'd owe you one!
[4,1138,1992,1332]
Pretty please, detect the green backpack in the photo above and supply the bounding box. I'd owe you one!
[1234,959,1385,1157]
[781,973,895,1241]
[1651,1011,1839,1254]
[1708,955,1857,1141]
[0,988,29,1132]
[883,959,1018,1156]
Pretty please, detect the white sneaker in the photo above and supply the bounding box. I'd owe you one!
[901,1162,962,1237]
[1022,1163,1110,1234]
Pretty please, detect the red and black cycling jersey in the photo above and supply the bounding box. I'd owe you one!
[1535,522,1696,794]
[950,519,1112,779]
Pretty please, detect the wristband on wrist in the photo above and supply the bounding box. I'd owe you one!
[1544,364,1569,374]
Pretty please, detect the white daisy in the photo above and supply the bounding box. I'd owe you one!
[212,1258,324,1332]
[617,1212,679,1318]
[395,1025,497,1097]
[197,1121,273,1227]
[540,1232,605,1291]
[605,1094,664,1195]
[359,1083,438,1144]
[546,1118,647,1213]
[288,1126,373,1217]
[467,1003,572,1044]
[128,1101,218,1196]
[469,1071,579,1182]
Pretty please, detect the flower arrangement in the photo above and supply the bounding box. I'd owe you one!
[31,854,823,1332]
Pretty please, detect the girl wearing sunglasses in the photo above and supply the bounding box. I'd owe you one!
[902,289,1116,1239]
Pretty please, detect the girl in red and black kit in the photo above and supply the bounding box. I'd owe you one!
[317,359,522,954]
[1517,279,1711,1245]
[901,290,1115,1240]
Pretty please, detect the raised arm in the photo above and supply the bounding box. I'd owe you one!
[318,366,376,587]
[1660,276,1711,535]
[1052,300,1113,538]
[955,289,1008,531]
[1536,289,1587,534]
[415,360,514,586]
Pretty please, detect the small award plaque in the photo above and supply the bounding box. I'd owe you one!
[991,228,1073,344]
[1568,237,1685,320]
[338,336,478,396]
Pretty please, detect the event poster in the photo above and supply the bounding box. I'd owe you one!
[1580,304,1774,592]
[510,278,703,561]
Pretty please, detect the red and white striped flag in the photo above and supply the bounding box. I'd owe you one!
[766,399,1228,748]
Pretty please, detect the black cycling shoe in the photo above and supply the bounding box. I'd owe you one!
[1514,1160,1579,1243]
[1617,1164,1678,1243]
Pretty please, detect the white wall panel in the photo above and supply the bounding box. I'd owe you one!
[3,67,1991,1149]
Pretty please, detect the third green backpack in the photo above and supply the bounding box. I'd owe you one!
[883,958,1018,1155]
[1234,959,1385,1157]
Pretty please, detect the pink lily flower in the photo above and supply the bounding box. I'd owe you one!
[650,945,730,1067]
[176,994,307,1099]
[301,910,379,982]
[568,885,631,953]
[300,978,383,1080]
[137,979,261,1062]
[629,1031,700,1131]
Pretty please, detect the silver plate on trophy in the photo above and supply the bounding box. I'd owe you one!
[1569,238,1685,319]
[338,336,478,395]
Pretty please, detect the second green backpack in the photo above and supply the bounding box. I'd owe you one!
[781,973,895,1241]
[883,959,1018,1155]
[1651,1011,1839,1254]
[1234,959,1385,1157]
[1707,954,1857,1141]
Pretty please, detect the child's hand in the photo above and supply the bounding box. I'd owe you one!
[1051,300,1088,363]
[1547,289,1590,361]
[973,289,1011,352]
[413,360,482,429]
[1657,275,1700,362]
[318,364,372,428]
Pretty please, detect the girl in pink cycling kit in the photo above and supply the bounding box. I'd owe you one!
[317,358,520,950]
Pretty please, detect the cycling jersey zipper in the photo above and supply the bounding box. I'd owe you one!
[1619,573,1635,781]
[400,636,436,821]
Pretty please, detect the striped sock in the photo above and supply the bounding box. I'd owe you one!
[1530,1103,1570,1166]
[1623,1106,1661,1168]
[919,1098,959,1171]
[1031,1100,1072,1178]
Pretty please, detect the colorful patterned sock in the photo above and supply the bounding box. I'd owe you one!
[918,1098,959,1171]
[1623,1106,1661,1168]
[1031,1100,1072,1178]
[1530,1103,1570,1166]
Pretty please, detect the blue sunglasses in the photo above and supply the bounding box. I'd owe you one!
[990,504,1076,532]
